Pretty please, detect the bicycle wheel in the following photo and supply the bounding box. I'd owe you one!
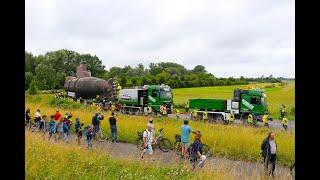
[158,138,172,152]
[290,163,295,177]
[174,141,182,155]
[136,138,143,149]
[202,144,212,158]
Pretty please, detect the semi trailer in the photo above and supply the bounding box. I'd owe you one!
[189,88,269,123]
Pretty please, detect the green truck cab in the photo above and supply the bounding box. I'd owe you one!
[189,88,268,122]
[118,84,173,113]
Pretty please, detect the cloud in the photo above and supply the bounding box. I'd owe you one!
[26,0,295,78]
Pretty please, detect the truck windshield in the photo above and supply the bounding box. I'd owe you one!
[160,90,172,99]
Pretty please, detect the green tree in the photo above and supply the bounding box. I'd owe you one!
[25,72,34,90]
[35,63,57,90]
[193,65,206,73]
[28,80,38,95]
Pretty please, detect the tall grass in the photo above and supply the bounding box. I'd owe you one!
[26,132,224,179]
[26,95,294,166]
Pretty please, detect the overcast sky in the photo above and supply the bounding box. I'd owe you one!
[26,0,295,78]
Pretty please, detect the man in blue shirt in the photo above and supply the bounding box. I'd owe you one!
[181,120,196,157]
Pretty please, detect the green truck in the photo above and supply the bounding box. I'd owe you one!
[118,84,173,113]
[189,88,269,123]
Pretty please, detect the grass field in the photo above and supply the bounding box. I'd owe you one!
[26,132,293,180]
[25,94,294,166]
[173,82,295,120]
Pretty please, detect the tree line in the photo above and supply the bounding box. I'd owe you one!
[25,49,282,91]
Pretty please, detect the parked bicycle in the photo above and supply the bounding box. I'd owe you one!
[93,127,108,142]
[173,134,212,158]
[136,128,172,152]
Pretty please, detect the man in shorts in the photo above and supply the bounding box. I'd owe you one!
[140,125,155,160]
[181,120,196,158]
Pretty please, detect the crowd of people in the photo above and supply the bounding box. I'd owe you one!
[25,106,280,175]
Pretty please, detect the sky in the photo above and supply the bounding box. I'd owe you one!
[25,0,295,78]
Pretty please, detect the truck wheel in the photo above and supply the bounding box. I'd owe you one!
[240,114,248,124]
[215,115,224,123]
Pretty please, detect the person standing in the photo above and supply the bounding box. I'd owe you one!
[48,115,57,140]
[262,113,269,128]
[34,109,41,128]
[53,110,62,122]
[185,101,189,113]
[25,108,31,127]
[261,132,277,177]
[109,112,118,143]
[282,117,288,131]
[139,125,155,160]
[280,105,286,119]
[147,118,155,133]
[180,120,196,158]
[202,109,208,121]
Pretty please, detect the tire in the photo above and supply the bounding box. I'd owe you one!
[174,141,182,155]
[215,115,224,124]
[202,144,212,158]
[240,113,248,124]
[159,138,172,152]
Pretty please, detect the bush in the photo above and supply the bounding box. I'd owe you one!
[50,96,83,109]
[28,80,38,95]
[265,84,276,88]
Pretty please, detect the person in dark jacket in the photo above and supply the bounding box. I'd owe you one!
[261,132,277,177]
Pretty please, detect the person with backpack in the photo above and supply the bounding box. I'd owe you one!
[39,115,47,133]
[139,125,155,160]
[48,115,57,140]
[189,131,206,170]
[84,125,94,149]
[92,113,102,138]
[261,132,277,177]
[75,118,84,145]
[56,120,65,141]
[62,118,70,142]
[109,112,117,143]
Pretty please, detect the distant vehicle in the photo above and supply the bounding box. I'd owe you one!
[119,84,173,114]
[189,88,269,124]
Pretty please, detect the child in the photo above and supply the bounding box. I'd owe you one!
[56,120,65,141]
[62,119,70,142]
[75,118,83,145]
[39,115,47,132]
[84,125,94,149]
[48,115,57,140]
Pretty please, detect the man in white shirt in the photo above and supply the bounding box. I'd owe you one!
[139,125,155,159]
[34,109,41,126]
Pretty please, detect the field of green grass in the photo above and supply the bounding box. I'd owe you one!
[25,94,294,166]
[173,82,295,120]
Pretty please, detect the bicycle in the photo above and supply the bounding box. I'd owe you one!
[173,134,212,158]
[93,127,108,142]
[136,128,172,152]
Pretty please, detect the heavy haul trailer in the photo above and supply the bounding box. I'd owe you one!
[118,84,173,114]
[189,88,268,123]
